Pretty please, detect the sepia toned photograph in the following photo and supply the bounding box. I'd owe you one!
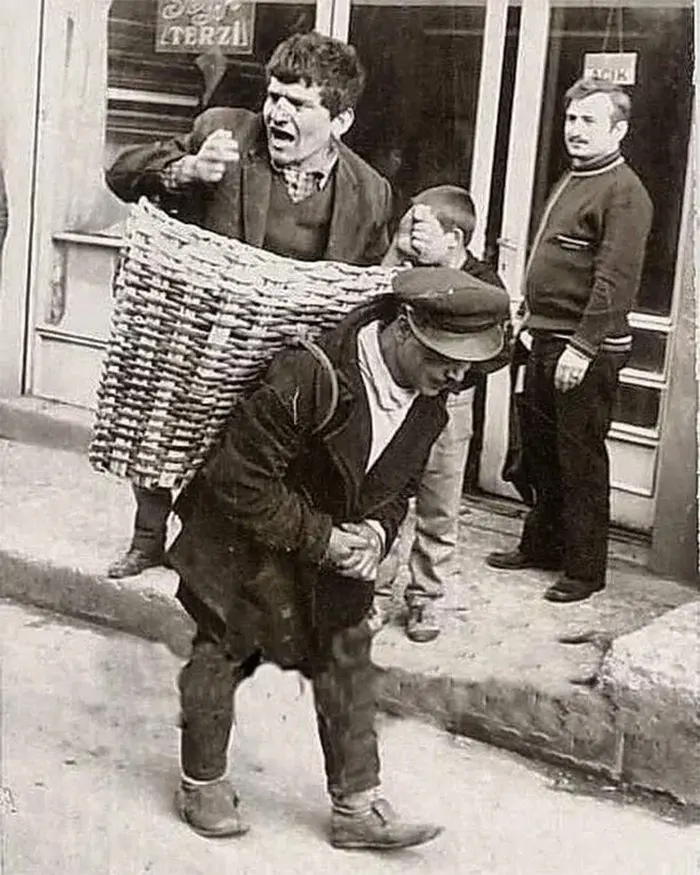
[0,1,697,872]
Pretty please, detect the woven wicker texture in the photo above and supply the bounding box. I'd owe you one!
[89,198,398,490]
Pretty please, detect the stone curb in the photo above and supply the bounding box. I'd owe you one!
[375,664,622,781]
[6,540,698,809]
[599,602,700,805]
[0,550,194,659]
[0,541,621,780]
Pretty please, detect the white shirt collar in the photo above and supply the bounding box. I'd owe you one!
[357,321,417,411]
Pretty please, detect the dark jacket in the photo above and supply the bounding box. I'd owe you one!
[168,297,448,670]
[106,107,393,266]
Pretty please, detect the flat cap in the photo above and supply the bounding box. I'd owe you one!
[392,267,510,362]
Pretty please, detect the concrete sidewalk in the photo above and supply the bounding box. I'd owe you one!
[5,600,698,875]
[0,433,698,807]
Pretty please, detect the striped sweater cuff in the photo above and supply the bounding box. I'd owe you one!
[569,334,633,358]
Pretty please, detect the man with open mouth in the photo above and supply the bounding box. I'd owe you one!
[105,31,443,581]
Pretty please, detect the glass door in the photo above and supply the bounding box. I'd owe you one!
[480,0,694,532]
[330,0,510,239]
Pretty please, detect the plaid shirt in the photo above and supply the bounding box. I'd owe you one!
[160,146,338,204]
[273,159,336,203]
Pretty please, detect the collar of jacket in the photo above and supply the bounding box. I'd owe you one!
[316,294,400,404]
[310,296,448,513]
[241,115,363,258]
[461,251,505,289]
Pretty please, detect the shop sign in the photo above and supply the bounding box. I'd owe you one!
[156,1,255,54]
[583,52,637,86]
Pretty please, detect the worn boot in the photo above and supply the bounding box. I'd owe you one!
[175,777,249,838]
[486,548,561,571]
[107,546,166,578]
[331,796,442,851]
[405,600,440,643]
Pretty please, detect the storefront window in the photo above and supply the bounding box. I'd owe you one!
[531,5,694,318]
[107,1,318,148]
[346,2,486,222]
[107,1,202,148]
[98,1,317,231]
[202,3,318,109]
[625,328,667,374]
[614,384,660,431]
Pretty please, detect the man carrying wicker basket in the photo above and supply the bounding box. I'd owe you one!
[166,266,509,851]
[105,32,446,579]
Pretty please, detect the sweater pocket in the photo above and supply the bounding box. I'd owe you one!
[554,233,595,252]
[554,234,595,252]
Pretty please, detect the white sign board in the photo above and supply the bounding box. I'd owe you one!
[156,1,255,54]
[583,52,637,86]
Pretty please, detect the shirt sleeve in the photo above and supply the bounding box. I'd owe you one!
[105,108,231,204]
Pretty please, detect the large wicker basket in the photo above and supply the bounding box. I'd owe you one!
[89,198,397,490]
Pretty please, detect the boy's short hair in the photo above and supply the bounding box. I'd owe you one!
[565,77,631,125]
[411,185,477,245]
[266,31,366,118]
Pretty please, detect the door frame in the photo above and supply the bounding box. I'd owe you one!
[479,0,693,533]
[479,0,552,504]
[0,0,45,397]
[327,0,511,253]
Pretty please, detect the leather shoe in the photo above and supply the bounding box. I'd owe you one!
[405,601,440,643]
[486,549,561,571]
[175,778,249,838]
[544,577,605,603]
[107,546,165,579]
[331,797,442,851]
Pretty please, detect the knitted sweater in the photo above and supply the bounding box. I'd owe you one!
[262,172,335,261]
[524,154,653,358]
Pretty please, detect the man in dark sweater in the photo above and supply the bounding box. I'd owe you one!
[487,78,653,603]
[104,32,440,579]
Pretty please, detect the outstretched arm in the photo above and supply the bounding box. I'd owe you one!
[105,108,241,206]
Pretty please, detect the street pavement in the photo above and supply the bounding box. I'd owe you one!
[2,437,698,805]
[1,601,698,875]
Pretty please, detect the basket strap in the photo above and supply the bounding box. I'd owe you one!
[292,335,340,436]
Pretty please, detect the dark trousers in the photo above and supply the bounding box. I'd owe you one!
[178,622,380,798]
[131,485,172,552]
[518,334,627,586]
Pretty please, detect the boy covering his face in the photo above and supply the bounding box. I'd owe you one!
[380,186,507,642]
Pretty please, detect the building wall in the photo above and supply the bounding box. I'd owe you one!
[650,158,699,585]
[0,0,43,396]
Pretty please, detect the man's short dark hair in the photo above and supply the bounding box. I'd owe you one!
[412,185,477,246]
[565,77,631,125]
[266,32,366,118]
